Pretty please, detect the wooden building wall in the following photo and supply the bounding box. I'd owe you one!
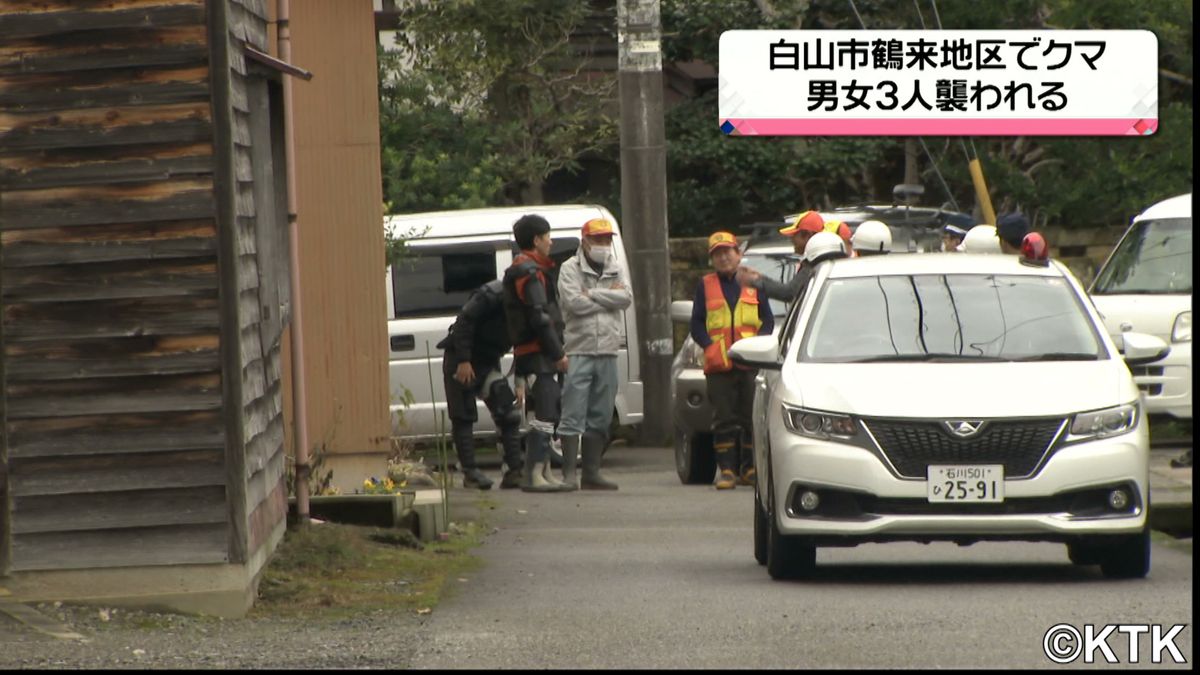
[283,0,389,473]
[0,0,287,574]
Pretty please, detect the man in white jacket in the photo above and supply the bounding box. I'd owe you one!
[555,217,632,490]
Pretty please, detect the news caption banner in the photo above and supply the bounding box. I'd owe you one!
[718,30,1158,136]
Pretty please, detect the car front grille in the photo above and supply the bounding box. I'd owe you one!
[861,417,1067,479]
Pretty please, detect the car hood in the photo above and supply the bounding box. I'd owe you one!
[787,361,1133,418]
[1090,294,1190,341]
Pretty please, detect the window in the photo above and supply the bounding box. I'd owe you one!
[391,243,498,318]
[800,274,1105,362]
[1092,218,1192,295]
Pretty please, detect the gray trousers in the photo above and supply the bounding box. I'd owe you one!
[558,354,618,438]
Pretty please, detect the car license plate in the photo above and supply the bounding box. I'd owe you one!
[927,465,1004,502]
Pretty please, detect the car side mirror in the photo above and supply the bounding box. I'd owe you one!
[1121,331,1170,367]
[729,335,782,370]
[670,300,693,323]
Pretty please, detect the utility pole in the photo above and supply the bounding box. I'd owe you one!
[617,0,671,446]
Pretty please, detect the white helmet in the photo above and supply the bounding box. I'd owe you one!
[962,224,1002,253]
[803,231,847,263]
[851,220,892,254]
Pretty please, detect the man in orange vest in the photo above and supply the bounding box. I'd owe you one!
[689,231,774,489]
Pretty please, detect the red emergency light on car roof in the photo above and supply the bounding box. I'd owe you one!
[1019,232,1050,267]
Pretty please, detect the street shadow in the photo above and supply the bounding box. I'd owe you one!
[780,561,1109,585]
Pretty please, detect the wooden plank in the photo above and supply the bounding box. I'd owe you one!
[0,117,210,153]
[0,43,207,76]
[12,486,227,534]
[9,523,228,572]
[0,3,206,41]
[5,373,223,419]
[2,237,217,267]
[246,477,286,558]
[0,80,210,115]
[2,295,220,341]
[244,414,283,476]
[206,0,248,565]
[244,449,283,513]
[0,155,213,191]
[7,410,224,458]
[6,349,219,381]
[10,448,225,497]
[233,147,253,183]
[0,191,215,231]
[2,259,218,303]
[239,287,262,330]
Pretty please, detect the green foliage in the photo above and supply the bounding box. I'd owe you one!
[378,1,615,210]
[380,0,1192,234]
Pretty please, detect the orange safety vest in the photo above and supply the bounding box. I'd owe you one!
[702,273,762,374]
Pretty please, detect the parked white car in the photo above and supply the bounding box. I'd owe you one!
[732,250,1167,580]
[385,204,644,446]
[1090,193,1192,419]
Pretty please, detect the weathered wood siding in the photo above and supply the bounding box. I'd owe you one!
[219,0,287,561]
[0,0,286,573]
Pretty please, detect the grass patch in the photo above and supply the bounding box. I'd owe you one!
[250,519,486,620]
[1149,416,1193,443]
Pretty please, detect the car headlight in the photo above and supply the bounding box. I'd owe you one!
[1172,311,1191,343]
[1067,403,1138,441]
[781,404,858,439]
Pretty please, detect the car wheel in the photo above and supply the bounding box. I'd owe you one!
[1098,525,1151,579]
[753,483,768,566]
[765,459,816,579]
[674,428,716,485]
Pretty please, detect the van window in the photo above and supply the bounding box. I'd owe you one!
[510,237,581,267]
[392,242,498,318]
[1092,217,1192,295]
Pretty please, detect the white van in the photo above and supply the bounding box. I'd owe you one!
[385,204,645,443]
[1090,193,1192,419]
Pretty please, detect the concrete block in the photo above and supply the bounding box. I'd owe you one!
[410,489,448,542]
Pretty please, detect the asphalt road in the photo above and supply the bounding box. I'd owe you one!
[415,444,1194,669]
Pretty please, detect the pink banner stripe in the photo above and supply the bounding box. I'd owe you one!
[722,118,1156,136]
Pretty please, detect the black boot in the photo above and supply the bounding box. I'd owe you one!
[580,430,618,490]
[452,421,493,490]
[713,431,737,490]
[498,424,525,489]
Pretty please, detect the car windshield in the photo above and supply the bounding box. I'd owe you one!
[1092,217,1192,294]
[800,274,1106,363]
[742,252,796,316]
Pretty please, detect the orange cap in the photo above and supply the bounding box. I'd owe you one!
[707,231,739,253]
[779,210,824,236]
[581,218,614,237]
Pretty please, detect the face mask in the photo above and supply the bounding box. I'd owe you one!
[587,246,610,264]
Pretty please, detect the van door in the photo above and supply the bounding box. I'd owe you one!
[387,239,510,440]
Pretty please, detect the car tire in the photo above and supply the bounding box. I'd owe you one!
[675,428,716,485]
[753,483,768,566]
[765,462,816,579]
[1098,525,1151,579]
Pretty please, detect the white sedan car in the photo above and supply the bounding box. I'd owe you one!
[731,251,1170,581]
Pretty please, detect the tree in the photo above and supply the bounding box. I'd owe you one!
[380,0,616,210]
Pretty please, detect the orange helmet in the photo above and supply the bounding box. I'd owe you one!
[779,210,824,236]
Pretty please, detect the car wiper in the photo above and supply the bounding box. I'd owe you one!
[1010,352,1100,362]
[846,353,1007,363]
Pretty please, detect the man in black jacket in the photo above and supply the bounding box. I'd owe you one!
[502,214,572,492]
[437,279,524,489]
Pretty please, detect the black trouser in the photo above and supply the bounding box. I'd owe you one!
[706,368,756,474]
[515,353,561,464]
[442,357,523,472]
